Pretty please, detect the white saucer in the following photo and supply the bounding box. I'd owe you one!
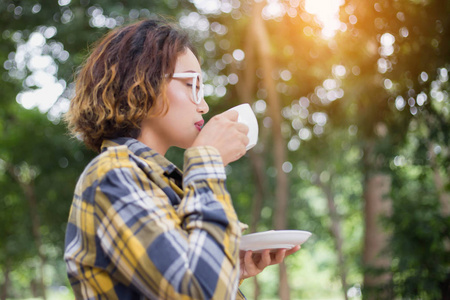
[239,230,312,252]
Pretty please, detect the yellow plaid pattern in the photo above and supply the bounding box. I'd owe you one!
[64,137,246,299]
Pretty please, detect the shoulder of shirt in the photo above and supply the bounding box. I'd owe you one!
[83,145,149,183]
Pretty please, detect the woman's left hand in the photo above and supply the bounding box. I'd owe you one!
[239,245,301,280]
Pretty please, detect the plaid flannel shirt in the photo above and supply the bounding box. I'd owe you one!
[64,137,246,299]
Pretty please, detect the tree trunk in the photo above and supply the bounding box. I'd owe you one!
[252,2,290,299]
[24,182,47,300]
[428,143,450,261]
[248,153,266,233]
[1,261,11,300]
[362,173,392,299]
[234,17,264,299]
[428,143,450,216]
[7,164,47,300]
[236,13,266,235]
[318,178,348,300]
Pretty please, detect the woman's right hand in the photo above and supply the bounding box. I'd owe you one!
[191,110,249,166]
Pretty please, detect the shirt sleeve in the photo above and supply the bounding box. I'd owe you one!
[95,145,242,299]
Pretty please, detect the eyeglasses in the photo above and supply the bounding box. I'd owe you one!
[171,72,204,104]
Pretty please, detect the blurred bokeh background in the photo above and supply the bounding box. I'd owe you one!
[1,0,449,299]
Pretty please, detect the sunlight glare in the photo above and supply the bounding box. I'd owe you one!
[262,0,285,20]
[305,0,343,38]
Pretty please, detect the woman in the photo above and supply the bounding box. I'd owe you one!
[64,18,299,299]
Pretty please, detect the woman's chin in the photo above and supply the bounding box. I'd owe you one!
[177,138,197,150]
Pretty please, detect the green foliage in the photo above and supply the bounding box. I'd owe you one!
[390,165,450,298]
[1,0,450,298]
[388,116,450,299]
[0,105,94,298]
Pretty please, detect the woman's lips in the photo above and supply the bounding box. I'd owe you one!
[194,120,204,131]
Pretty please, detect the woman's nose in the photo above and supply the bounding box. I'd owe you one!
[197,98,209,114]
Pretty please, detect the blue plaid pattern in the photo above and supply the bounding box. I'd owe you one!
[64,137,246,299]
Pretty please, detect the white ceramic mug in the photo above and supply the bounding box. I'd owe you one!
[228,103,259,150]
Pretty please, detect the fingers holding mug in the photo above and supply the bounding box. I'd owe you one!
[191,103,258,165]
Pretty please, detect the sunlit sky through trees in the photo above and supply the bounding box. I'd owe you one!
[304,0,342,38]
[13,0,344,120]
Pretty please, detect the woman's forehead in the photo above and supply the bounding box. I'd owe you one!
[174,49,201,73]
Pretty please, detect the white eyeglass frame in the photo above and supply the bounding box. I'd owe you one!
[171,72,204,104]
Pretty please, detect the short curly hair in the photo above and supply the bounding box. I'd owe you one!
[65,18,195,152]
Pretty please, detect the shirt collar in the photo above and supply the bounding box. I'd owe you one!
[101,137,179,175]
